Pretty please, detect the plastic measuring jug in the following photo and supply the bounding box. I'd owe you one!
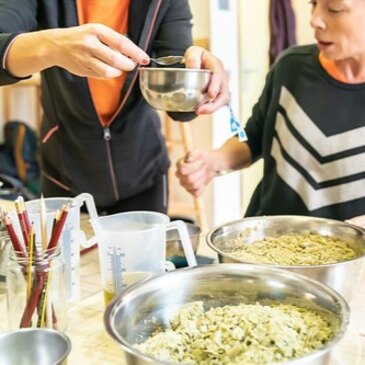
[11,193,97,302]
[90,211,197,305]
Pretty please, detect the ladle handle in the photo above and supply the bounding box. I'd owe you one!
[165,220,197,267]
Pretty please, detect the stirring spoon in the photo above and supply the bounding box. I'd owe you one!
[149,55,185,67]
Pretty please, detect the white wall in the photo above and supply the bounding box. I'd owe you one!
[239,0,270,213]
[238,0,315,214]
[209,0,242,226]
[293,0,314,45]
[189,0,210,41]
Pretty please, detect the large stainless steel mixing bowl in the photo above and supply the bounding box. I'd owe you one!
[206,215,365,301]
[139,67,211,112]
[104,264,349,365]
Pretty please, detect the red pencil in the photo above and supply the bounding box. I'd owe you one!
[18,196,31,234]
[4,215,27,258]
[15,200,29,248]
[47,203,70,251]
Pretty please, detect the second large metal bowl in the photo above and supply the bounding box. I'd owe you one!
[139,67,211,112]
[104,264,349,365]
[206,215,365,301]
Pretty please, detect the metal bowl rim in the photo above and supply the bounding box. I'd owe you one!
[206,215,365,269]
[104,263,350,365]
[139,67,212,73]
[166,222,201,242]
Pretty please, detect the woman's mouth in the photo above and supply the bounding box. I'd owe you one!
[317,40,334,51]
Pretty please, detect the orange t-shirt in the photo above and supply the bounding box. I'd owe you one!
[77,0,130,126]
[319,53,347,83]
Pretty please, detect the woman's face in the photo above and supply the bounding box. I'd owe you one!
[310,0,365,61]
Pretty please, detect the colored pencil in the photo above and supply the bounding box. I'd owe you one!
[4,215,27,258]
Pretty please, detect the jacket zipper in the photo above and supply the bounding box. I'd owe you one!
[102,0,163,203]
[103,127,119,201]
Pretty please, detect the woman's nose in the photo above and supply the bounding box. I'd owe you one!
[310,7,326,30]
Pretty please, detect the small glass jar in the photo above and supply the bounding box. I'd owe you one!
[0,229,10,323]
[0,234,10,294]
[6,247,67,331]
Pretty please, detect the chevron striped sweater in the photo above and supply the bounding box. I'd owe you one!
[245,45,365,221]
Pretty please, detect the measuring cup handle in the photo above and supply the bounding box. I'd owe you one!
[73,193,98,219]
[72,229,97,249]
[79,231,98,248]
[164,261,175,272]
[165,220,197,267]
[73,193,98,248]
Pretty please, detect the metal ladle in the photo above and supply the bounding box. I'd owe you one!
[149,55,185,67]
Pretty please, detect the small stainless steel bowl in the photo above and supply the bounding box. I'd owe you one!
[104,264,349,365]
[139,67,211,112]
[166,222,201,257]
[0,328,71,365]
[206,215,365,301]
[166,222,201,268]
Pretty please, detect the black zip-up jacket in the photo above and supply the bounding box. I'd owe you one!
[0,0,194,207]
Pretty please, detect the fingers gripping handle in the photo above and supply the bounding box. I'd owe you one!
[166,220,197,267]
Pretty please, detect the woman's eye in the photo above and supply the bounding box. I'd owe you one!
[328,8,343,13]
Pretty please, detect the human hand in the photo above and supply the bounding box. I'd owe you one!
[46,23,149,78]
[175,150,218,197]
[345,215,365,229]
[183,46,229,115]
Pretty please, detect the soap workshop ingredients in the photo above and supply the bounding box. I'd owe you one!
[134,301,337,364]
[225,233,357,265]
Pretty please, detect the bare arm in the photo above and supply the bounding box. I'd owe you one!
[345,215,365,229]
[176,137,253,197]
[5,24,149,79]
[212,137,253,172]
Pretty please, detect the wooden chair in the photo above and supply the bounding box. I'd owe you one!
[163,113,208,231]
[1,74,42,131]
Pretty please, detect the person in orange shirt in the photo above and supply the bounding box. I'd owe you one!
[176,0,365,228]
[0,0,229,214]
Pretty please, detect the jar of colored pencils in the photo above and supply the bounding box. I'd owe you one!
[0,236,10,294]
[6,246,67,331]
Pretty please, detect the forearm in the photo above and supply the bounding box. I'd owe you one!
[5,24,149,79]
[5,30,58,77]
[211,137,253,172]
[345,215,365,229]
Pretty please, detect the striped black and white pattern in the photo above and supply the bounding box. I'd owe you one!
[271,87,365,211]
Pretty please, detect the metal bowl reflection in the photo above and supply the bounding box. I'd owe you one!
[139,67,211,112]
